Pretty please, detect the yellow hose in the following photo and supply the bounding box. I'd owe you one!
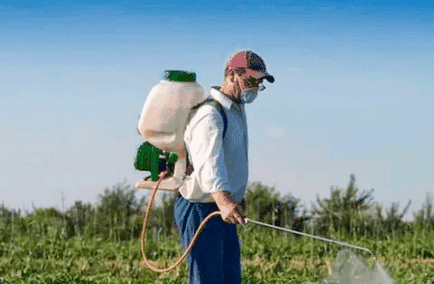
[140,171,222,273]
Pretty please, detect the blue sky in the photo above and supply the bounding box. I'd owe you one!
[1,0,433,218]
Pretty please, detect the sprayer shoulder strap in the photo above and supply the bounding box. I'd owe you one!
[186,97,228,139]
[185,97,228,176]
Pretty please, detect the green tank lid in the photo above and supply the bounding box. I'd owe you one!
[163,70,196,82]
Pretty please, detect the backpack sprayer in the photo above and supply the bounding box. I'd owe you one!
[135,70,378,274]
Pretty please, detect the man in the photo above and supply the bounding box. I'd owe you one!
[174,50,275,283]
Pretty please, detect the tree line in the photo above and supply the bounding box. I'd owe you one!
[1,175,433,243]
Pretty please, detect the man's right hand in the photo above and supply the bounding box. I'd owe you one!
[210,191,246,225]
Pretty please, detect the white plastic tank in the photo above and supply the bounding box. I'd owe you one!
[138,70,205,153]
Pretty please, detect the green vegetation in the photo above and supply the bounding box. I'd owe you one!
[1,176,433,283]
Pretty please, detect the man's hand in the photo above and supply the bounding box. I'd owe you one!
[210,192,246,225]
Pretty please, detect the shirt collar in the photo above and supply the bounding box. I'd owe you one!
[210,87,236,110]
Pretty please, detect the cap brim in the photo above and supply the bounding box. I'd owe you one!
[247,69,275,83]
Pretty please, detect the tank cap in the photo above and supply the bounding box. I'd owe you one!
[163,70,196,82]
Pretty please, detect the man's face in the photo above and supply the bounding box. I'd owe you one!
[233,70,263,103]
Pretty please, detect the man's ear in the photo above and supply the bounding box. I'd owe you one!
[227,68,236,83]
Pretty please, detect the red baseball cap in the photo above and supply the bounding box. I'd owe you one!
[226,50,275,83]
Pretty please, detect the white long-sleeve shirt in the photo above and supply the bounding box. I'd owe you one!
[178,87,248,204]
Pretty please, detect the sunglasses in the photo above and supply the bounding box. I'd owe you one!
[247,76,266,92]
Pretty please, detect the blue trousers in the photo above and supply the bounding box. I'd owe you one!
[174,193,242,284]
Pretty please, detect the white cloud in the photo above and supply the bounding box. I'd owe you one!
[267,126,286,138]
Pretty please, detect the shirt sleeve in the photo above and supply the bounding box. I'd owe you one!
[184,105,230,194]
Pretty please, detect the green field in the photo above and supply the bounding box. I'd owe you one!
[1,178,433,283]
[1,226,433,283]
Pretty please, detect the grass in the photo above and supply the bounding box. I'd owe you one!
[0,226,433,283]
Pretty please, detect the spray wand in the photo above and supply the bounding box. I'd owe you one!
[244,218,375,258]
